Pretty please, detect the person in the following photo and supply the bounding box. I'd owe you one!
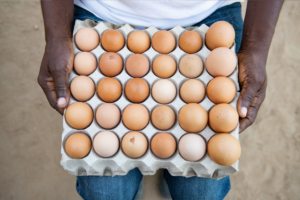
[38,0,283,199]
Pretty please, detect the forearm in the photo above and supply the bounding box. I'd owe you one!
[41,0,74,42]
[240,0,284,54]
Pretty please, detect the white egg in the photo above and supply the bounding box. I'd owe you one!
[179,133,206,161]
[152,79,176,104]
[93,131,119,158]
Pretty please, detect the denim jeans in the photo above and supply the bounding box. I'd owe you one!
[75,3,243,200]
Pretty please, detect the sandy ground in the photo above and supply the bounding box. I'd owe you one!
[0,1,299,200]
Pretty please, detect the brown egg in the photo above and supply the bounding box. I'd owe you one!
[74,52,97,76]
[180,79,205,103]
[126,54,149,77]
[178,103,208,133]
[152,55,176,78]
[122,104,149,131]
[207,133,241,166]
[179,31,203,54]
[207,77,236,104]
[151,132,176,159]
[206,47,237,77]
[205,21,235,50]
[125,78,149,103]
[70,76,95,102]
[179,54,203,78]
[99,52,123,77]
[151,105,176,130]
[97,78,122,102]
[75,27,100,51]
[96,103,121,129]
[65,102,93,129]
[127,31,151,53]
[101,29,125,52]
[209,104,239,132]
[65,133,92,159]
[152,30,176,54]
[122,131,148,158]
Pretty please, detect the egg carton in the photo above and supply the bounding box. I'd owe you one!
[60,19,240,179]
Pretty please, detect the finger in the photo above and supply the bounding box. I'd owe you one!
[51,68,70,109]
[239,117,252,133]
[38,76,64,115]
[237,81,258,118]
[46,80,66,115]
[50,90,65,115]
[239,89,266,133]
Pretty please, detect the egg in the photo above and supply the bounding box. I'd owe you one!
[99,52,123,77]
[207,77,236,104]
[127,31,150,53]
[126,54,149,78]
[65,102,93,129]
[70,76,95,102]
[122,104,149,131]
[178,133,206,161]
[151,132,176,159]
[121,131,148,158]
[151,105,176,130]
[65,133,92,159]
[152,79,176,104]
[179,31,202,54]
[206,47,237,77]
[205,21,235,50]
[152,55,176,78]
[209,104,239,132]
[74,52,97,76]
[178,103,208,133]
[93,131,119,158]
[97,78,122,102]
[180,79,205,103]
[179,54,203,78]
[75,27,100,51]
[101,29,125,52]
[125,78,149,103]
[96,103,121,129]
[207,133,241,166]
[152,30,176,54]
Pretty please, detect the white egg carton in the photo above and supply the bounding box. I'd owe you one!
[60,19,240,179]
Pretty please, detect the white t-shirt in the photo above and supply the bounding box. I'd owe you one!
[74,0,242,29]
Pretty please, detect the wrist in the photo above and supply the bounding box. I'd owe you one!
[238,40,269,60]
[46,35,72,44]
[239,37,270,54]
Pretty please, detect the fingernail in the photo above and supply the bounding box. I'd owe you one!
[57,98,67,108]
[240,107,247,118]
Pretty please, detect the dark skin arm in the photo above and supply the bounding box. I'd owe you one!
[38,0,74,114]
[237,0,284,132]
[38,0,283,133]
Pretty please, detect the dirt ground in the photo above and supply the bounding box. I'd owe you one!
[0,1,299,200]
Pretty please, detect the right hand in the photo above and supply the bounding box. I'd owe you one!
[237,49,267,133]
[38,37,74,115]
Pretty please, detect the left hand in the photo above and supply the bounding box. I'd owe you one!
[237,49,268,133]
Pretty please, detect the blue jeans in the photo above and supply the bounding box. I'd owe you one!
[75,3,243,200]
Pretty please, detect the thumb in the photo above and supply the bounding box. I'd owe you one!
[237,82,257,118]
[52,69,70,109]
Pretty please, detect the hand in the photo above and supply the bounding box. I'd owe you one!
[237,49,267,133]
[38,37,74,115]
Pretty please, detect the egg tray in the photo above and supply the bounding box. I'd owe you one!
[60,19,240,179]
